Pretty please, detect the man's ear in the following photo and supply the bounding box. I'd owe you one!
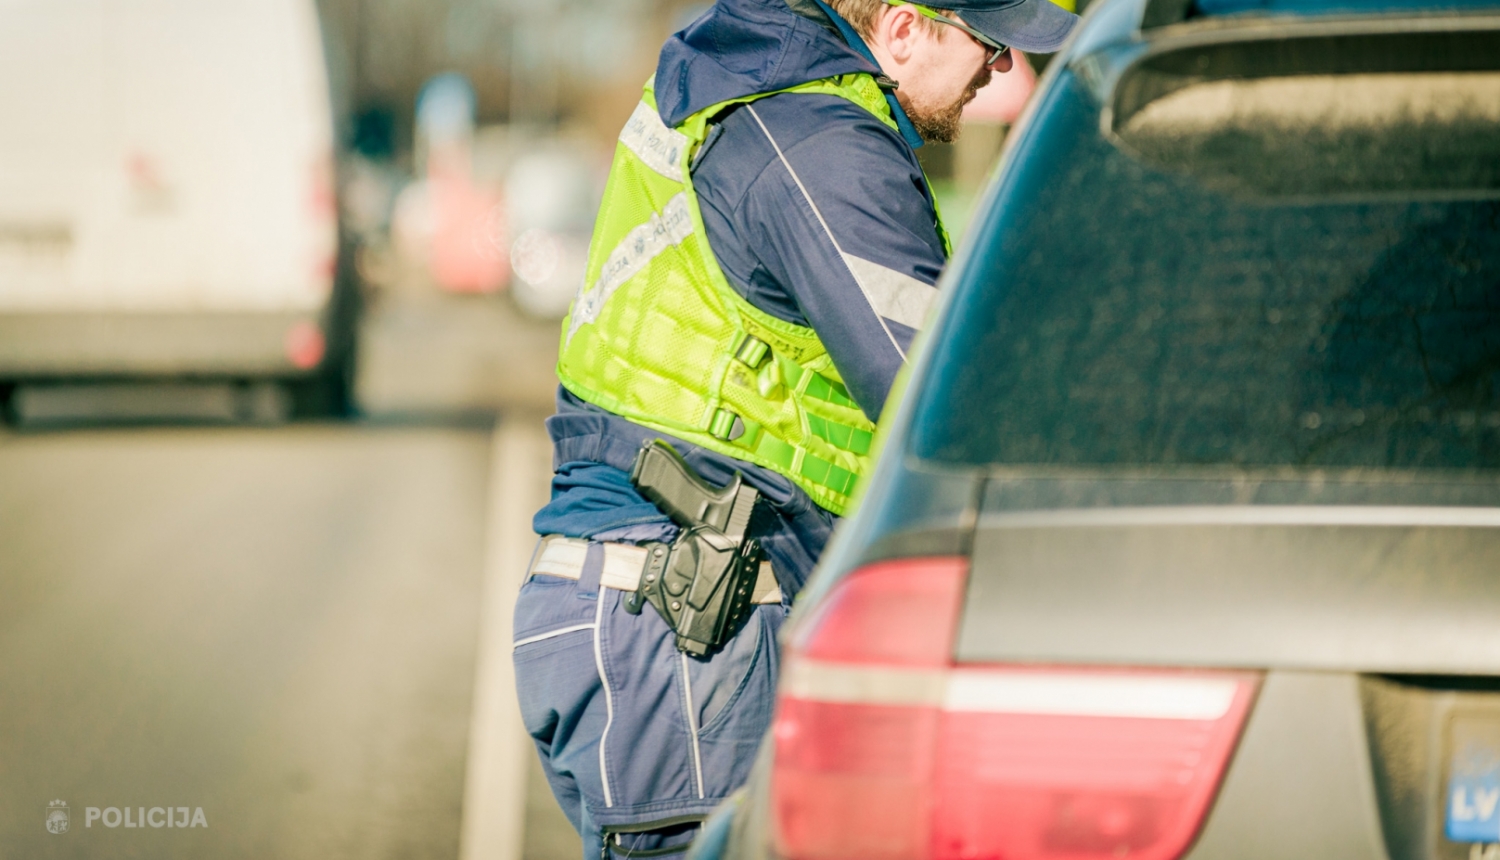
[874,3,920,63]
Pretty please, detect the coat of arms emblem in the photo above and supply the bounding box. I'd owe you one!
[46,800,69,834]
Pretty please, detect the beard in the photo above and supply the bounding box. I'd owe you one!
[897,67,993,144]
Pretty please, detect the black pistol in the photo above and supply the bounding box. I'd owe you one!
[627,440,763,656]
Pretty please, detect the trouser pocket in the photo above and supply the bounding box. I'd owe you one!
[601,817,703,859]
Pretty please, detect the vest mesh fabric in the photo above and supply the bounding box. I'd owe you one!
[558,74,938,515]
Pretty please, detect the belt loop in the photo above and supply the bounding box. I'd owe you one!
[577,541,604,601]
[523,536,547,582]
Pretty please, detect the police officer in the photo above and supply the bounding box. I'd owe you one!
[512,0,1076,856]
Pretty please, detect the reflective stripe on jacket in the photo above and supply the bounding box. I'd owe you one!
[558,73,946,516]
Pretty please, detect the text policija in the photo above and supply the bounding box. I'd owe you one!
[85,807,208,828]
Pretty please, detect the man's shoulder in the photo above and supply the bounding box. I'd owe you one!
[697,88,916,210]
[725,88,906,155]
[693,89,891,211]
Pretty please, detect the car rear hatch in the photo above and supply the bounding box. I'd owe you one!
[929,8,1500,851]
[767,4,1500,859]
[776,18,1500,860]
[958,472,1500,860]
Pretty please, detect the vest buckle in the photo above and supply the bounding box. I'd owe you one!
[708,407,746,442]
[732,333,771,369]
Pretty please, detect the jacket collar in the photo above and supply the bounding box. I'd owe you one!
[655,0,920,150]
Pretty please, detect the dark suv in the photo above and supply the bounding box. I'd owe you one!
[689,1,1500,859]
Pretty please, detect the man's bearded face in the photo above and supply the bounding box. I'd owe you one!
[888,22,996,143]
[898,62,991,144]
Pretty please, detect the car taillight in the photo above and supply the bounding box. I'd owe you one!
[771,557,1258,860]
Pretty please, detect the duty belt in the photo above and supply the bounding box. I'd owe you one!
[528,535,783,605]
[529,440,780,657]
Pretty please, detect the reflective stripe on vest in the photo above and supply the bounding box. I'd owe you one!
[556,74,946,516]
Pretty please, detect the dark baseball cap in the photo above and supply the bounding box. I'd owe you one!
[936,0,1078,53]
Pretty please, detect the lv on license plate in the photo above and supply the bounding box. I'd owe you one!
[1447,715,1500,844]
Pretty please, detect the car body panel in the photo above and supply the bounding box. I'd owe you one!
[1184,671,1388,860]
[801,454,984,608]
[959,509,1500,673]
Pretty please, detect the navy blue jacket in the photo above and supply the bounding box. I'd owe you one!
[538,0,949,593]
[662,0,947,412]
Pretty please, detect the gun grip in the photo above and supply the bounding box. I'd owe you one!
[630,439,747,534]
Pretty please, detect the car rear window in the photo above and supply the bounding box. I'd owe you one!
[912,72,1500,470]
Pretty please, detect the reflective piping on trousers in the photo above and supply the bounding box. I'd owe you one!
[512,623,596,650]
[566,193,695,346]
[680,652,706,799]
[744,104,908,363]
[840,253,938,331]
[593,596,615,807]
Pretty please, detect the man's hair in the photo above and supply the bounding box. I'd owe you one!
[825,0,945,40]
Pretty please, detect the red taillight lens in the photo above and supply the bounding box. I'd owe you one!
[774,558,964,860]
[771,558,1258,860]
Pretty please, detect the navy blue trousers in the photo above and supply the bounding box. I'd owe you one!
[512,546,787,858]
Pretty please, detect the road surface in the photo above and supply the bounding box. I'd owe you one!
[0,420,577,859]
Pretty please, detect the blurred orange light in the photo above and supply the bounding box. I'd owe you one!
[284,321,326,370]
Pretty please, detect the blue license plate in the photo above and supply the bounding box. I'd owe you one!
[1446,715,1500,844]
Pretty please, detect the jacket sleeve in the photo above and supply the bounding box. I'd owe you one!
[730,93,948,421]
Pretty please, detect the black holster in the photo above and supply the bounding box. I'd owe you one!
[623,440,764,657]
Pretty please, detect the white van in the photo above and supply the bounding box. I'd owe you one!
[0,0,338,380]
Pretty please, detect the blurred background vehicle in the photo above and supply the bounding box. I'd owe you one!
[690,1,1500,859]
[0,0,345,423]
[0,0,1072,426]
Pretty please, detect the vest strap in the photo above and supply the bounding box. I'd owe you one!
[724,423,859,498]
[807,413,873,455]
[782,362,859,410]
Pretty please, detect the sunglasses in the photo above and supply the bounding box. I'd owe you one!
[884,1,1011,66]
